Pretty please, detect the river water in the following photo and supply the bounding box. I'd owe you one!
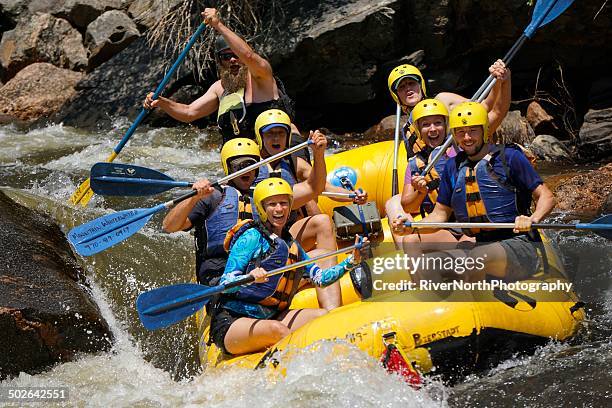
[0,122,610,407]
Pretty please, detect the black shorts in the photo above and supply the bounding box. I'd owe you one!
[499,234,541,282]
[209,306,243,355]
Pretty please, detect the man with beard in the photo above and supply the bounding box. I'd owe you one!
[144,8,304,155]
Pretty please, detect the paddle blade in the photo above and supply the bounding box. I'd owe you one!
[137,283,217,330]
[581,214,612,240]
[68,208,155,256]
[90,162,186,196]
[526,0,574,37]
[69,177,94,207]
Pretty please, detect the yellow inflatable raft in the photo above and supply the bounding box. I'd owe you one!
[195,141,585,380]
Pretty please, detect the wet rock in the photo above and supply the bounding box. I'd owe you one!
[0,62,83,121]
[0,13,87,81]
[578,108,612,159]
[529,135,573,162]
[554,163,612,214]
[85,9,139,70]
[128,0,182,30]
[491,110,535,145]
[363,113,407,141]
[526,101,558,136]
[0,191,112,380]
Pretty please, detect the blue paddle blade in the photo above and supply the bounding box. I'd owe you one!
[68,207,159,256]
[578,214,612,240]
[525,0,574,37]
[137,283,220,330]
[328,166,358,189]
[90,162,190,196]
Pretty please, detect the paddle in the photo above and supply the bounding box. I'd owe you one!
[68,22,208,207]
[90,162,192,196]
[421,0,575,177]
[137,242,368,330]
[321,191,356,199]
[392,103,402,195]
[405,214,612,240]
[68,140,311,256]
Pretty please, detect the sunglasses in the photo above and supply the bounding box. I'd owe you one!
[229,159,257,173]
[218,52,238,62]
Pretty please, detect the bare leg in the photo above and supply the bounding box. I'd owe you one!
[224,317,290,355]
[290,215,342,310]
[224,308,327,355]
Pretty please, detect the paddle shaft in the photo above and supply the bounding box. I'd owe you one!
[115,22,207,154]
[69,23,207,205]
[321,191,356,199]
[144,243,365,315]
[408,222,612,231]
[92,176,192,189]
[392,103,402,195]
[422,0,569,177]
[77,140,312,245]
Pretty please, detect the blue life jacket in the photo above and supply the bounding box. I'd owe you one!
[223,220,303,311]
[254,156,298,187]
[450,144,531,241]
[198,186,253,259]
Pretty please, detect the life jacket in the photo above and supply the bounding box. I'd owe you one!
[222,220,303,311]
[216,78,296,144]
[408,139,452,215]
[450,144,531,240]
[198,186,254,260]
[254,156,298,188]
[401,118,427,159]
[194,186,253,286]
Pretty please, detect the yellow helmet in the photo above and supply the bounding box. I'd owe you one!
[449,102,489,142]
[254,109,291,150]
[253,178,293,222]
[412,98,449,140]
[387,64,427,106]
[220,138,261,176]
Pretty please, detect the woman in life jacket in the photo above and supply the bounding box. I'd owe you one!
[162,138,261,285]
[253,109,367,310]
[391,99,474,254]
[210,178,368,355]
[392,102,555,283]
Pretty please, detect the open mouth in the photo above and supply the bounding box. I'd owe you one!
[271,143,282,149]
[240,175,251,182]
[271,214,285,222]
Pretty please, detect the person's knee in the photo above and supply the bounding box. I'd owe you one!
[312,214,333,233]
[268,321,290,340]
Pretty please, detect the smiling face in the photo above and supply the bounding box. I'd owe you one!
[262,194,291,231]
[261,127,289,156]
[417,114,446,148]
[452,125,485,156]
[396,78,422,108]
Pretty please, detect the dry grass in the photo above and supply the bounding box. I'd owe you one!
[146,0,284,81]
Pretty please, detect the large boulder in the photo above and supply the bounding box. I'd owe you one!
[578,107,612,159]
[0,13,87,80]
[0,62,83,121]
[28,0,127,30]
[363,113,407,141]
[529,134,573,162]
[554,163,612,214]
[526,101,558,136]
[128,0,182,30]
[0,191,113,380]
[491,110,535,145]
[85,9,139,69]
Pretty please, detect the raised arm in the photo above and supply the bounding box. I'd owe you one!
[202,8,274,82]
